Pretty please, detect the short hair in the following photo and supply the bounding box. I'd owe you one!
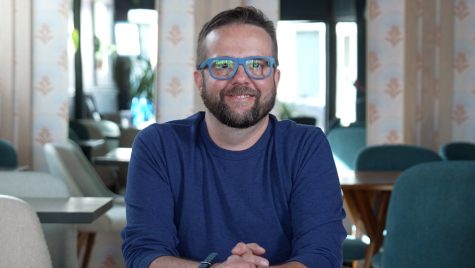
[196,6,279,67]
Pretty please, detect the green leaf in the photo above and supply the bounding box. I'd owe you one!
[72,29,80,52]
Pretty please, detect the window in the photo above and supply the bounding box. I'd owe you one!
[277,20,358,130]
[277,21,326,130]
[335,22,357,126]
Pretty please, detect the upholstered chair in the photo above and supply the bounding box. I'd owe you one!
[0,171,76,268]
[0,194,53,268]
[44,140,126,268]
[0,138,18,169]
[379,161,475,267]
[438,141,475,161]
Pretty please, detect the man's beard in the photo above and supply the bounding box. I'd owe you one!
[201,82,276,129]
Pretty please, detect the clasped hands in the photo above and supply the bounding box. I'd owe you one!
[212,242,269,268]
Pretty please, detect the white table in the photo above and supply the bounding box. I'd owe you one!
[24,197,113,224]
[93,147,132,166]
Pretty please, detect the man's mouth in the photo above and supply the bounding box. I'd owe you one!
[221,86,259,107]
[227,94,253,98]
[224,87,258,97]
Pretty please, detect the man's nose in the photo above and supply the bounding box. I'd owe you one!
[232,64,250,83]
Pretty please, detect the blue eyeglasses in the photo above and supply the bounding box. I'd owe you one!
[197,56,277,80]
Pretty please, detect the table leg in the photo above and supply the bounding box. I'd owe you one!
[343,190,392,268]
[372,192,390,252]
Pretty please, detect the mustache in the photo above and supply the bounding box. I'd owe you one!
[222,86,261,97]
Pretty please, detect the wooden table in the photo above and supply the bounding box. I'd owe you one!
[93,147,131,166]
[24,197,113,224]
[339,170,401,268]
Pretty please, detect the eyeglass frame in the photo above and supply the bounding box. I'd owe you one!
[197,56,277,80]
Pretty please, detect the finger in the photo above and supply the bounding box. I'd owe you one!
[222,255,255,268]
[245,243,266,255]
[231,242,266,256]
[231,242,250,255]
[240,252,269,267]
[227,255,241,262]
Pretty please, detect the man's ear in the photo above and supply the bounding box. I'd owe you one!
[194,70,203,94]
[273,68,281,89]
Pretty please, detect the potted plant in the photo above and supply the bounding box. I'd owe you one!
[113,55,156,128]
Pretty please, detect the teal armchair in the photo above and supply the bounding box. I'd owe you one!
[327,126,366,170]
[439,141,475,160]
[380,161,475,267]
[0,139,18,169]
[355,144,442,171]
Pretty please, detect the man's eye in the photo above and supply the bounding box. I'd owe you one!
[251,62,261,68]
[214,60,233,69]
[248,60,266,69]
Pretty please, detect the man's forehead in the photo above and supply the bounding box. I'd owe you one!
[205,24,269,44]
[202,24,273,58]
[204,30,220,44]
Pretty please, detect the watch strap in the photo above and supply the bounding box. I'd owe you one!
[198,252,218,268]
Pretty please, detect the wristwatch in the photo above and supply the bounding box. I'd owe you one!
[198,252,218,268]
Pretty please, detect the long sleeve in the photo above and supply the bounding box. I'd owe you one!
[121,126,179,268]
[282,127,347,267]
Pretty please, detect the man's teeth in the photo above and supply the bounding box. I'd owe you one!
[236,95,250,98]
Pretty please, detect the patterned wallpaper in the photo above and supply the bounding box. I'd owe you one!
[453,0,475,141]
[366,0,405,144]
[32,0,70,171]
[156,0,196,121]
[367,0,475,148]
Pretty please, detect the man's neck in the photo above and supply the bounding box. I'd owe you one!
[204,112,269,151]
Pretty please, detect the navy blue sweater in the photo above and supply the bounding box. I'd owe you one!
[122,112,346,267]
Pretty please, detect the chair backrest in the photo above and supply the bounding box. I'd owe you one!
[78,119,121,139]
[355,144,441,171]
[381,161,475,268]
[439,141,475,160]
[0,171,77,268]
[0,195,53,268]
[77,119,121,150]
[44,140,119,199]
[0,138,18,168]
[327,126,366,170]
